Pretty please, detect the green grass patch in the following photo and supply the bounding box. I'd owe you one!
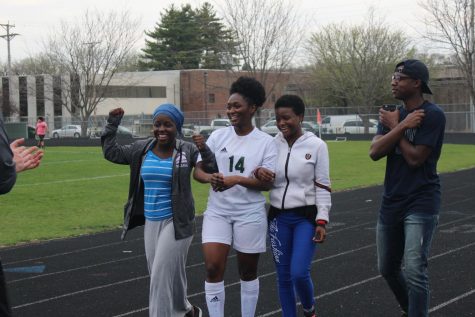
[1,142,474,246]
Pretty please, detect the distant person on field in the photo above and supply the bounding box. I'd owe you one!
[369,59,445,317]
[192,76,277,317]
[254,95,331,317]
[1,116,44,317]
[35,116,48,148]
[101,104,204,317]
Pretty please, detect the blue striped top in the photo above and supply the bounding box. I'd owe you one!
[141,150,173,221]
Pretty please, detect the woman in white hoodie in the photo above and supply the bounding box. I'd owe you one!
[256,95,332,317]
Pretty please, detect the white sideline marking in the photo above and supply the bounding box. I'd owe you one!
[429,289,475,312]
[15,174,128,187]
[42,159,103,165]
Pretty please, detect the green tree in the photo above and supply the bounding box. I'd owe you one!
[140,3,235,70]
[141,4,202,70]
[197,2,236,69]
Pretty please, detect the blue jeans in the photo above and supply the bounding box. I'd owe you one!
[269,212,317,317]
[377,212,439,317]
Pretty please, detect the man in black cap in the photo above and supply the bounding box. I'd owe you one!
[369,59,446,317]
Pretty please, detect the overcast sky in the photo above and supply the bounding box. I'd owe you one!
[0,0,435,63]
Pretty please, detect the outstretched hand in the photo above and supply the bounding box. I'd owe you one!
[10,139,44,173]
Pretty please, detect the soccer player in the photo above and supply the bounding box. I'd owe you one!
[193,76,277,317]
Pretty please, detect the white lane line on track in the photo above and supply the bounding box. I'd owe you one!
[5,219,375,279]
[7,254,144,284]
[110,244,378,317]
[12,218,475,313]
[6,214,473,287]
[12,241,377,311]
[428,289,475,313]
[3,238,143,266]
[15,174,128,187]
[12,275,151,309]
[257,240,475,317]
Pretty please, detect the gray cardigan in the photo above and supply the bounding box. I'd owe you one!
[101,116,202,240]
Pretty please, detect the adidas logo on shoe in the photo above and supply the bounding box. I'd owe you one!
[210,296,220,303]
[220,147,227,153]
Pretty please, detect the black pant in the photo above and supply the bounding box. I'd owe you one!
[0,260,12,317]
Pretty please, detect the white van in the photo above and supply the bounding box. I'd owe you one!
[320,114,362,134]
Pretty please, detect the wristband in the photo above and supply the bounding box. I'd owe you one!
[316,219,327,227]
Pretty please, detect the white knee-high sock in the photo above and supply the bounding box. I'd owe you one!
[205,281,225,317]
[241,279,259,317]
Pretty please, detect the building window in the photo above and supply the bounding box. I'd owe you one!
[208,93,215,103]
[70,74,80,115]
[53,76,62,117]
[36,76,45,117]
[97,85,167,98]
[2,78,10,118]
[19,77,28,118]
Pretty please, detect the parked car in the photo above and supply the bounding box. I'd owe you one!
[182,127,195,138]
[261,120,320,137]
[320,115,362,134]
[338,120,377,134]
[51,125,82,138]
[199,118,231,138]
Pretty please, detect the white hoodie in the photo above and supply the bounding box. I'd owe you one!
[269,131,332,222]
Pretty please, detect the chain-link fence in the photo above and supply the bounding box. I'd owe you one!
[3,103,474,140]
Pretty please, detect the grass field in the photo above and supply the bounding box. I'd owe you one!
[1,141,474,246]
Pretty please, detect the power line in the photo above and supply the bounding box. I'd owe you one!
[0,22,20,76]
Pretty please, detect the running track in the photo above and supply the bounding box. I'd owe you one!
[2,168,475,316]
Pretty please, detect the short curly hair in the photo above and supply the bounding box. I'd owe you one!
[275,94,305,116]
[229,77,266,108]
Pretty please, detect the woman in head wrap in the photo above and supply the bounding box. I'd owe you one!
[101,104,202,317]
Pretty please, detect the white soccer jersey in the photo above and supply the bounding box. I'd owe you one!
[199,126,277,214]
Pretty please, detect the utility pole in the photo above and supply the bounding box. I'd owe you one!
[471,0,475,132]
[0,22,20,76]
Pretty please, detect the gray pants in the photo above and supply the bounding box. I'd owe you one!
[144,218,193,317]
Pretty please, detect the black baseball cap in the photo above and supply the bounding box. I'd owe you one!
[395,59,432,95]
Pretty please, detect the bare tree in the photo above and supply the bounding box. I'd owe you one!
[420,0,475,132]
[46,10,141,136]
[307,13,413,132]
[9,53,66,76]
[220,0,305,125]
